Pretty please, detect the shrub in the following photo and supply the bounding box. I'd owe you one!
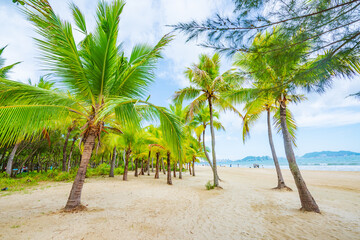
[114,167,124,175]
[205,180,214,190]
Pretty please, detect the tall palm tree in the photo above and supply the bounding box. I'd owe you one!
[189,105,224,179]
[239,93,293,190]
[174,53,242,187]
[228,29,358,212]
[0,0,182,210]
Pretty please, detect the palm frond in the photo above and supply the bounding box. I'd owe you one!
[273,107,297,147]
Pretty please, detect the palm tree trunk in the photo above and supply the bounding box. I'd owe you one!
[189,162,192,175]
[166,152,172,185]
[134,159,138,177]
[192,157,195,176]
[123,148,131,181]
[279,102,319,213]
[147,150,151,176]
[6,143,20,176]
[154,152,160,179]
[109,146,116,177]
[62,126,73,172]
[208,98,219,187]
[267,109,290,190]
[65,132,96,210]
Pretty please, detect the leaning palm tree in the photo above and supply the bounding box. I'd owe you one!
[174,53,242,187]
[0,0,182,211]
[228,29,359,212]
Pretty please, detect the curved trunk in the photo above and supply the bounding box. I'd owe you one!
[192,157,195,176]
[154,152,160,179]
[208,98,219,187]
[109,146,116,177]
[147,150,151,176]
[266,109,289,190]
[166,152,172,185]
[62,126,73,172]
[65,132,96,210]
[6,143,20,176]
[279,102,320,213]
[123,148,131,181]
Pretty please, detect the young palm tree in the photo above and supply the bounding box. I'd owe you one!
[174,53,242,187]
[0,0,182,210]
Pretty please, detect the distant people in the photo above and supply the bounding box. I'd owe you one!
[253,164,259,168]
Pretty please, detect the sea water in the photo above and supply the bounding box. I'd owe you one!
[200,156,360,171]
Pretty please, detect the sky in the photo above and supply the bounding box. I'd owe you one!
[0,0,360,160]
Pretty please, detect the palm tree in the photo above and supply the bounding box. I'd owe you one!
[227,29,355,212]
[237,92,292,190]
[0,0,182,211]
[190,105,224,167]
[174,53,242,187]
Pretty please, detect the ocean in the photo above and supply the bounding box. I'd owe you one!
[200,156,360,171]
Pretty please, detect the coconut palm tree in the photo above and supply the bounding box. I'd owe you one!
[228,29,359,212]
[238,92,293,190]
[0,0,182,210]
[174,53,242,187]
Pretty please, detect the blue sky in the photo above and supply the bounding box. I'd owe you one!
[1,0,359,159]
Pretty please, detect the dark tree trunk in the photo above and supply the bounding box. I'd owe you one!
[266,108,290,190]
[140,159,144,175]
[192,157,195,176]
[134,159,138,177]
[147,150,151,176]
[62,126,73,172]
[208,98,219,187]
[109,146,116,177]
[6,143,20,176]
[123,148,131,181]
[173,161,176,178]
[279,101,320,213]
[154,152,160,179]
[67,137,77,172]
[166,152,172,185]
[189,162,192,175]
[65,131,96,210]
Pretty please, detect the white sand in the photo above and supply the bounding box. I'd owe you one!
[0,166,359,240]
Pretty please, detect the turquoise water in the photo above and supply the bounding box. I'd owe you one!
[211,156,360,171]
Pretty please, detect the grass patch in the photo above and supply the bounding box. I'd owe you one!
[0,165,124,193]
[205,180,215,190]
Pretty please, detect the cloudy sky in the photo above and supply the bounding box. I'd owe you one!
[1,0,359,159]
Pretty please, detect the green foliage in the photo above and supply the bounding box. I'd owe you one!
[205,180,215,190]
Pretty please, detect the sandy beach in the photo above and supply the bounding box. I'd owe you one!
[0,166,359,240]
